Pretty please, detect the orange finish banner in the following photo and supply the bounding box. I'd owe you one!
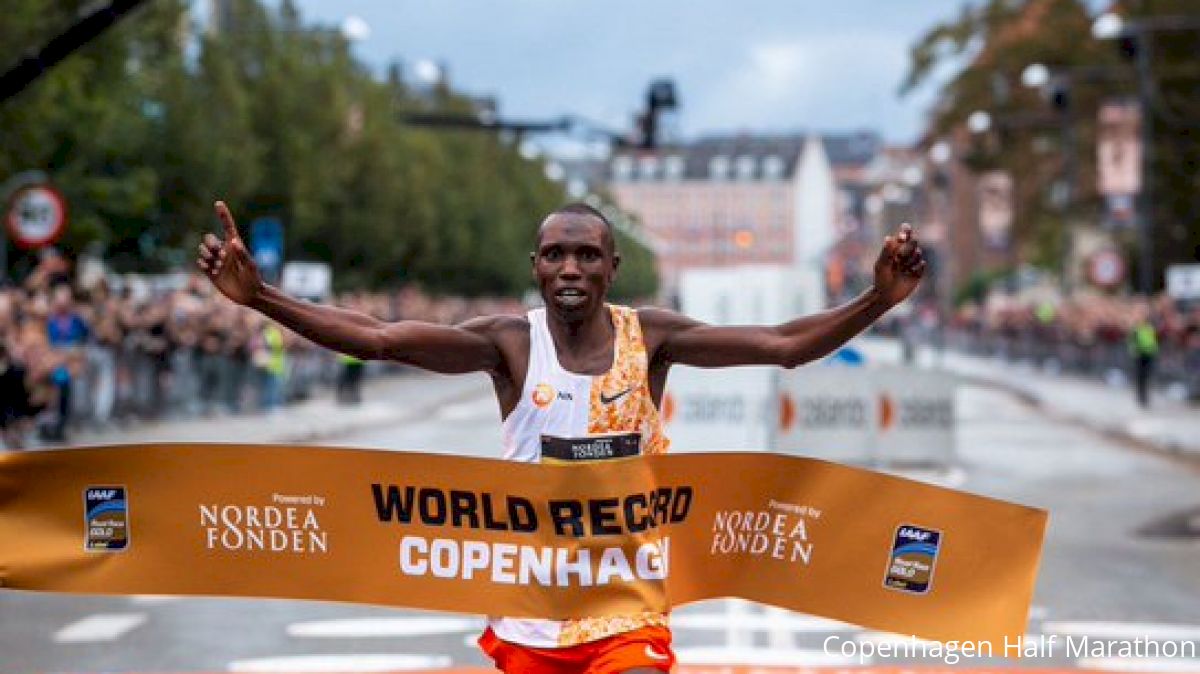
[0,445,1046,650]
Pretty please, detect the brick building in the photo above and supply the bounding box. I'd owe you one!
[608,132,880,302]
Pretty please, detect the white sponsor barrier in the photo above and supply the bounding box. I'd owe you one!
[663,366,776,452]
[672,267,956,465]
[775,364,956,467]
[664,362,957,465]
[869,366,956,466]
[774,364,876,464]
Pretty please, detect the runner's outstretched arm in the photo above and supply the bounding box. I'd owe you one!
[645,223,926,369]
[197,201,503,375]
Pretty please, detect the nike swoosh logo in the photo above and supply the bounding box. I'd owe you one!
[644,645,671,661]
[600,387,633,405]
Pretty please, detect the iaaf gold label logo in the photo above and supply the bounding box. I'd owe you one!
[710,499,819,565]
[884,523,941,594]
[85,486,129,552]
[200,493,328,554]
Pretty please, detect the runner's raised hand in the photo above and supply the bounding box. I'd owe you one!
[872,222,925,307]
[197,201,264,306]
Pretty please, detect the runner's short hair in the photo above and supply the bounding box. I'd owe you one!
[552,202,612,229]
[542,203,617,253]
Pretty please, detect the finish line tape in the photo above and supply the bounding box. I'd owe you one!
[0,444,1045,649]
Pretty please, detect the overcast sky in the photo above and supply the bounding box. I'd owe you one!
[255,1,1097,145]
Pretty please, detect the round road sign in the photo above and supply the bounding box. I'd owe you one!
[1088,249,1126,289]
[6,184,67,250]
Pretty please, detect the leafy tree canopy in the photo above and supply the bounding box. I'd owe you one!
[0,0,659,299]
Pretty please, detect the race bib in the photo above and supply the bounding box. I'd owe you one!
[540,432,641,463]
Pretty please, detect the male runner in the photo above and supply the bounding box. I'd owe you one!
[198,200,925,674]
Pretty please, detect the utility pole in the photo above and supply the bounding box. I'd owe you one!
[1134,31,1156,296]
[1093,10,1200,294]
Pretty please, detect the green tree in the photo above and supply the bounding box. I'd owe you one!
[903,0,1128,274]
[904,0,1200,289]
[0,1,189,271]
[0,0,657,298]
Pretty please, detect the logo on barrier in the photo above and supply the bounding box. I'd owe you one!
[879,393,896,431]
[84,486,129,551]
[884,523,942,594]
[710,499,820,566]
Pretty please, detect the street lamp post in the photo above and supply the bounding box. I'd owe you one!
[966,109,1022,292]
[928,140,954,313]
[1021,62,1077,295]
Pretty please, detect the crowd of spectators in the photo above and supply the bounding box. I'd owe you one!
[0,253,525,449]
[4,250,1195,451]
[945,290,1200,401]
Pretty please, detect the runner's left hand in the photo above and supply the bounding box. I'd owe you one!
[872,222,925,307]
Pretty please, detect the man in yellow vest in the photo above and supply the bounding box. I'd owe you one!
[1128,303,1159,409]
[336,352,364,405]
[254,321,287,411]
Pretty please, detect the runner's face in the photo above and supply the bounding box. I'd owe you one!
[532,214,618,321]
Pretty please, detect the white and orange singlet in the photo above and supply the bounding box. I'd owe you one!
[490,303,669,648]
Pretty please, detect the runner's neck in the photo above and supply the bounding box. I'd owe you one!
[544,304,615,363]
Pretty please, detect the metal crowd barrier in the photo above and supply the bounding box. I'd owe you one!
[54,344,381,432]
[947,327,1199,401]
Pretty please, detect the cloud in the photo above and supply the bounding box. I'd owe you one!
[688,32,924,137]
[748,43,808,98]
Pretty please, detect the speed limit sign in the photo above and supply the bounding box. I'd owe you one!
[5,183,67,249]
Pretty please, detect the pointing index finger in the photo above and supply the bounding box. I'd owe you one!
[214,201,241,242]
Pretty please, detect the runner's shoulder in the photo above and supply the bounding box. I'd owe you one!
[456,313,530,342]
[636,307,702,356]
[636,306,701,334]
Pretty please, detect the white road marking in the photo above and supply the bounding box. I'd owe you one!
[227,654,451,673]
[1079,658,1200,672]
[53,613,147,643]
[675,646,862,666]
[129,595,179,605]
[287,617,484,638]
[1043,621,1200,641]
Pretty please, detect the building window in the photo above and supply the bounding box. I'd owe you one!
[763,155,784,180]
[664,155,685,181]
[736,155,756,180]
[709,155,729,180]
[639,155,659,180]
[612,156,633,181]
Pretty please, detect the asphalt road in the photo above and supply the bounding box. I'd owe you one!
[2,370,1199,672]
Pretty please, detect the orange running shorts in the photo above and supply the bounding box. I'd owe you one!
[478,625,676,674]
